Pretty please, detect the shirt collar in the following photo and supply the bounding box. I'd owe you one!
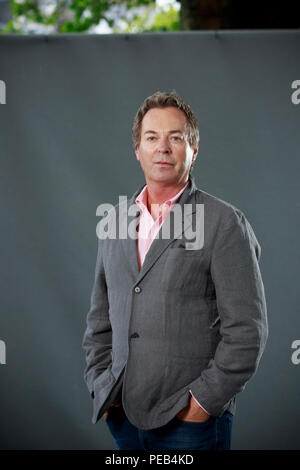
[135,180,189,212]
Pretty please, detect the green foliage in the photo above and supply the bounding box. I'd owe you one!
[148,5,179,31]
[1,0,177,34]
[113,4,179,32]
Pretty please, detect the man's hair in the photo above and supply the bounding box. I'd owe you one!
[132,91,200,151]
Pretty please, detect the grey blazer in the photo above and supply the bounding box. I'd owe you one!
[82,176,268,430]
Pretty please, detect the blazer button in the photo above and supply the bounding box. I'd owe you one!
[134,286,141,293]
[130,332,139,339]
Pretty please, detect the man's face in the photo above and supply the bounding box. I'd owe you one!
[135,107,198,186]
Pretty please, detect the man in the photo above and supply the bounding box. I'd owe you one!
[82,91,268,450]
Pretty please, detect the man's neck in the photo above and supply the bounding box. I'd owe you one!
[145,178,189,211]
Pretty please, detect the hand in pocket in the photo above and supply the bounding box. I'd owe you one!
[176,396,211,422]
[103,402,121,421]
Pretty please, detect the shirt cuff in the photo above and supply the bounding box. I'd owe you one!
[189,389,210,414]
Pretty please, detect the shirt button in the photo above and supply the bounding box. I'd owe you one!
[134,286,141,293]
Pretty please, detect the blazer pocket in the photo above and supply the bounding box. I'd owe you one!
[168,246,204,256]
[161,247,206,292]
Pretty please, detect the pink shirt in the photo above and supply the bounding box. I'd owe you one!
[134,181,209,416]
[135,182,188,269]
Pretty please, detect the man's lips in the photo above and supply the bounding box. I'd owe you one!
[154,162,174,166]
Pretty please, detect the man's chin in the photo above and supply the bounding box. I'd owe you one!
[148,175,177,185]
[147,171,189,186]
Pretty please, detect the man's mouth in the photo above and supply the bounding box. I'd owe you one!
[155,162,173,166]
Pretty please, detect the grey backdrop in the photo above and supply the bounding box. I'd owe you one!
[0,31,299,450]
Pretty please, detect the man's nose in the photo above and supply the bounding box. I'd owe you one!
[157,137,171,153]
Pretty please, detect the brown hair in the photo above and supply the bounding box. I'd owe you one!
[132,91,200,150]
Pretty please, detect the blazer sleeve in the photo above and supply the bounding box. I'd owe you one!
[189,209,268,416]
[82,239,112,399]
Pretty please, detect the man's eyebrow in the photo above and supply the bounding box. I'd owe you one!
[144,130,184,135]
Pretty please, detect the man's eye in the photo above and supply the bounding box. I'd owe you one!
[147,136,156,141]
[172,136,181,141]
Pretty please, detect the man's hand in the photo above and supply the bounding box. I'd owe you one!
[103,402,121,421]
[176,395,211,422]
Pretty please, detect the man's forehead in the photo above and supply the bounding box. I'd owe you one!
[141,107,188,132]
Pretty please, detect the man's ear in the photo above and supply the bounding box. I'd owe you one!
[189,147,198,173]
[192,146,198,163]
[135,146,140,161]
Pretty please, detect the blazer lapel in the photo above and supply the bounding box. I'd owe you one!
[137,177,198,283]
[119,184,144,280]
[120,176,199,284]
